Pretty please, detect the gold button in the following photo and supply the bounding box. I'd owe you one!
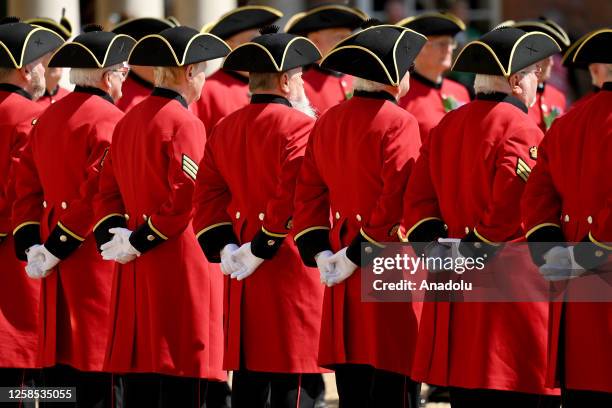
[474,242,482,249]
[564,214,570,222]
[50,99,56,104]
[335,212,340,220]
[124,214,130,221]
[465,227,470,234]
[258,213,265,221]
[444,224,448,230]
[595,250,604,258]
[147,234,155,241]
[60,235,67,242]
[235,211,241,219]
[587,216,593,224]
[356,214,362,222]
[42,200,47,208]
[142,214,148,221]
[61,201,67,209]
[267,239,275,246]
[341,80,347,87]
[364,246,373,254]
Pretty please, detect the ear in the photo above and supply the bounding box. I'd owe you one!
[102,70,112,89]
[279,72,290,93]
[185,64,195,81]
[508,73,522,95]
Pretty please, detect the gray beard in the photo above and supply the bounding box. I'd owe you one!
[290,94,317,118]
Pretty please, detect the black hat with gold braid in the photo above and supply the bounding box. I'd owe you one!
[452,27,561,77]
[0,17,64,68]
[284,4,367,35]
[570,28,612,65]
[202,5,283,40]
[48,24,136,68]
[26,8,73,40]
[320,20,427,86]
[511,17,571,51]
[128,25,230,67]
[397,12,465,37]
[223,25,321,73]
[111,17,179,41]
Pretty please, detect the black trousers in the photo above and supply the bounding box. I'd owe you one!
[562,388,612,407]
[119,372,207,408]
[206,380,231,408]
[0,368,41,407]
[449,387,561,408]
[39,364,113,408]
[231,370,321,408]
[334,364,420,408]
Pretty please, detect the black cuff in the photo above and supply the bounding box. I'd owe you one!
[93,214,127,252]
[346,230,384,266]
[129,220,166,254]
[526,225,566,266]
[251,229,285,260]
[459,231,501,262]
[407,219,447,257]
[45,223,84,260]
[295,228,331,267]
[196,224,239,263]
[574,234,611,271]
[13,223,41,261]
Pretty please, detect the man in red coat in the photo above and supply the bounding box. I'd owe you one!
[285,4,367,115]
[293,22,426,407]
[26,11,73,108]
[401,27,561,407]
[12,26,134,406]
[193,26,323,407]
[0,18,63,390]
[522,28,612,407]
[111,17,178,112]
[93,26,230,407]
[397,12,471,142]
[193,5,283,135]
[512,18,571,131]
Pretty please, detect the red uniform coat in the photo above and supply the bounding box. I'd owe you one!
[93,88,224,380]
[522,83,612,393]
[0,84,43,369]
[190,69,250,136]
[528,82,567,132]
[12,87,120,371]
[34,86,70,108]
[402,93,555,395]
[302,65,352,115]
[193,94,324,373]
[293,90,421,376]
[398,72,470,142]
[115,73,153,112]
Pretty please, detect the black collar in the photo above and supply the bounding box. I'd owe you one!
[306,64,344,78]
[537,82,545,93]
[250,93,291,107]
[128,71,154,89]
[592,85,601,93]
[602,82,612,91]
[353,90,397,104]
[221,68,249,84]
[475,92,528,114]
[44,85,60,97]
[412,71,442,90]
[73,86,114,104]
[151,87,188,109]
[0,83,33,100]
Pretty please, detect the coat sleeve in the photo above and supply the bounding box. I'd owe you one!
[192,128,239,263]
[44,123,114,259]
[250,117,313,259]
[11,133,42,261]
[344,116,421,265]
[127,119,206,254]
[292,120,332,267]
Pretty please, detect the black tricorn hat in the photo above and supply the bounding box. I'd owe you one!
[452,27,561,77]
[561,31,591,68]
[320,23,427,86]
[48,24,136,68]
[0,18,64,68]
[202,5,283,40]
[26,9,73,41]
[397,12,465,37]
[111,17,178,41]
[284,4,367,35]
[512,17,571,50]
[223,26,321,72]
[128,26,230,67]
[571,28,612,65]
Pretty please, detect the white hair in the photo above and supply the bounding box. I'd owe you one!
[70,63,123,87]
[153,61,206,87]
[473,74,512,95]
[352,77,389,93]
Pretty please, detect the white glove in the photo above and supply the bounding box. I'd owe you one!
[315,250,335,284]
[324,247,358,286]
[25,244,60,278]
[539,246,586,281]
[230,242,264,281]
[220,243,240,276]
[101,227,141,264]
[423,239,455,273]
